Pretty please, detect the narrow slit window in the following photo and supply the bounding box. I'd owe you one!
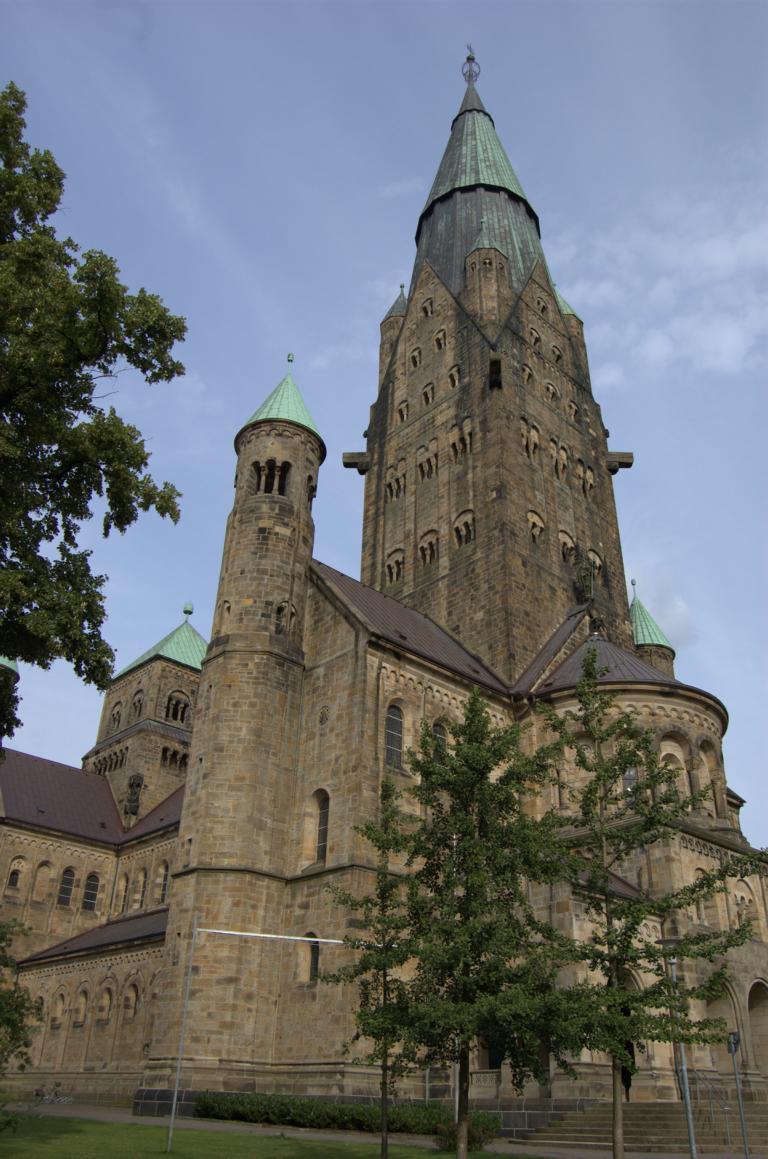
[385,705,404,770]
[488,358,502,390]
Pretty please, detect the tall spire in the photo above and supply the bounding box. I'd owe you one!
[411,51,543,297]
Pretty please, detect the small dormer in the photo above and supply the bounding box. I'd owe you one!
[462,218,513,322]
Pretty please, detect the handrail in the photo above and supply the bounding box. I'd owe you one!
[689,1069,731,1145]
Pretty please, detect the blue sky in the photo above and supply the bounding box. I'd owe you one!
[2,1,767,841]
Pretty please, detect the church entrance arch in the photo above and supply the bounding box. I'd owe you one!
[748,982,768,1076]
[706,987,738,1075]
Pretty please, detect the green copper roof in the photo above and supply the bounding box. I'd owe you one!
[630,590,673,650]
[0,656,18,678]
[470,215,507,255]
[115,614,208,679]
[383,284,407,321]
[243,370,321,440]
[554,285,580,319]
[419,83,532,227]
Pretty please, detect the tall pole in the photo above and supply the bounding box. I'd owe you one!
[166,911,199,1153]
[669,957,698,1159]
[728,1031,750,1159]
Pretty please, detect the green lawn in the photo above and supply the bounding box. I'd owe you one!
[1,1116,516,1158]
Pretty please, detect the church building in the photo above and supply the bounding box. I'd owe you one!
[2,53,766,1114]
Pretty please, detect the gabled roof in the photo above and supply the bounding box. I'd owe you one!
[630,592,673,650]
[0,750,124,842]
[537,635,682,696]
[114,615,208,680]
[0,749,184,846]
[242,370,321,441]
[511,604,591,696]
[20,908,168,965]
[312,562,507,695]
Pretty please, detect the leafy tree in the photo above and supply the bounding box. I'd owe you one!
[0,81,186,740]
[0,920,41,1130]
[325,778,412,1159]
[542,648,758,1159]
[399,692,589,1159]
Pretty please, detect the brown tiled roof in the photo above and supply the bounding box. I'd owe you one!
[0,749,124,842]
[313,561,508,694]
[537,636,680,695]
[511,604,590,696]
[20,908,168,965]
[124,784,184,841]
[0,749,183,846]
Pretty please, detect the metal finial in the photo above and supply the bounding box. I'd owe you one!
[631,578,637,597]
[183,602,194,618]
[287,352,294,365]
[399,283,404,291]
[462,46,480,86]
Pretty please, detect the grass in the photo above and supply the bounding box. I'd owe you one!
[0,1115,524,1158]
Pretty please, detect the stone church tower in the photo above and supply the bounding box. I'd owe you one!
[358,51,634,681]
[5,54,767,1117]
[147,365,326,1088]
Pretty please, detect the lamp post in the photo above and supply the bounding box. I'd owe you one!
[667,955,698,1159]
[727,1030,750,1159]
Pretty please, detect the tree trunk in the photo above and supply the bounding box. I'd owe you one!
[380,1043,389,1159]
[612,1052,624,1159]
[456,1043,471,1159]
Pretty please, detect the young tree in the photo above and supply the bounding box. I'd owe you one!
[325,778,413,1159]
[0,82,186,740]
[400,692,587,1159]
[542,648,758,1159]
[0,920,41,1130]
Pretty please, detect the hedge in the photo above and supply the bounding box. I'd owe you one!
[195,1091,499,1140]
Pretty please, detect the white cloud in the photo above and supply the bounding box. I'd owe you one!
[552,180,768,385]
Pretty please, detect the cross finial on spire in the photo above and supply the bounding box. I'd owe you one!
[287,352,294,365]
[462,45,480,86]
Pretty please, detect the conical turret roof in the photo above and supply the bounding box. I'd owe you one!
[411,54,545,298]
[0,656,19,680]
[115,610,208,679]
[244,368,321,439]
[382,284,407,321]
[630,587,673,650]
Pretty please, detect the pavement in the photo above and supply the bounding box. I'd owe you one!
[22,1102,766,1158]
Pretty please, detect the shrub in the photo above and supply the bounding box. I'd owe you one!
[194,1091,490,1137]
[434,1111,500,1152]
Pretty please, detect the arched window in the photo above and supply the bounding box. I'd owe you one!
[82,873,100,912]
[56,867,75,907]
[131,691,144,720]
[32,861,53,904]
[136,868,147,910]
[118,873,130,914]
[385,705,404,770]
[73,989,88,1027]
[110,702,122,732]
[165,691,191,724]
[278,461,291,496]
[96,988,113,1023]
[123,983,139,1020]
[315,791,330,864]
[5,857,24,891]
[304,933,320,983]
[157,861,170,904]
[264,459,277,493]
[432,721,447,745]
[51,993,65,1029]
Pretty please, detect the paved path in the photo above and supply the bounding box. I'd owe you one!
[24,1102,767,1158]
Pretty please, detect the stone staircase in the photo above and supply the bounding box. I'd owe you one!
[516,1099,768,1152]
